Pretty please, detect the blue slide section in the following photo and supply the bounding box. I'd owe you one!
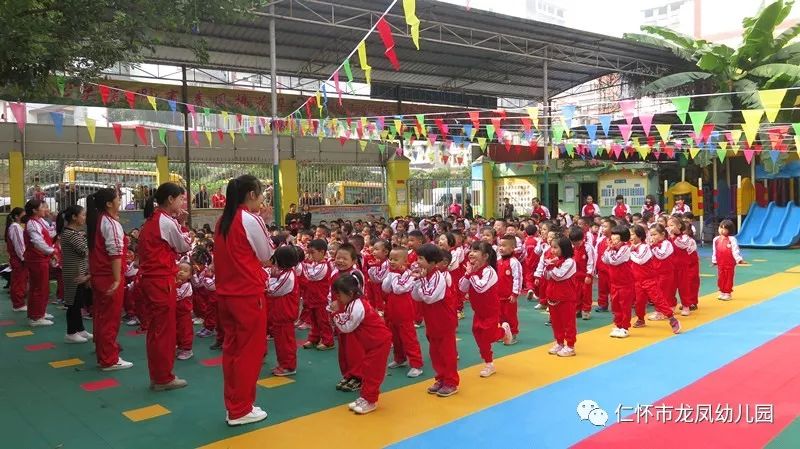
[737,202,800,248]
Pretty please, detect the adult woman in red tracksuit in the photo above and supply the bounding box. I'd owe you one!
[138,182,192,390]
[412,243,459,397]
[214,175,274,426]
[266,246,301,377]
[6,207,28,312]
[24,200,56,325]
[86,189,130,370]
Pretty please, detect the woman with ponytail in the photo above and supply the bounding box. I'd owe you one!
[23,199,56,326]
[138,182,192,391]
[5,207,27,312]
[214,175,273,426]
[57,206,93,343]
[86,188,130,371]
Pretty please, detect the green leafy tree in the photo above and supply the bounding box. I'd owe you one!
[1,0,265,93]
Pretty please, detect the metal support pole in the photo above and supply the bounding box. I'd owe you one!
[396,84,404,160]
[542,51,550,212]
[270,3,282,226]
[181,65,192,227]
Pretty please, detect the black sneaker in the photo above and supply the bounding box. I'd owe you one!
[594,306,609,313]
[335,377,349,391]
[545,320,551,327]
[341,378,361,392]
[689,304,698,311]
[209,341,222,350]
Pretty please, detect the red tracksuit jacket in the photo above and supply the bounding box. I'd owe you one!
[302,259,331,308]
[381,269,415,322]
[496,256,522,300]
[214,207,274,297]
[138,209,191,278]
[544,257,577,301]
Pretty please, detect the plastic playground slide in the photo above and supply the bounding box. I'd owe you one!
[737,202,800,248]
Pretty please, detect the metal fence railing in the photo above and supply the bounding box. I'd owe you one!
[297,162,386,206]
[408,178,481,217]
[169,162,275,208]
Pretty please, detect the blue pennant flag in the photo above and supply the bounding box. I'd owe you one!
[322,84,328,107]
[561,105,576,129]
[452,135,464,146]
[770,150,780,164]
[168,100,177,113]
[585,123,598,141]
[463,124,472,138]
[589,143,598,157]
[598,115,612,137]
[524,131,536,141]
[709,130,720,145]
[176,129,184,145]
[50,112,64,136]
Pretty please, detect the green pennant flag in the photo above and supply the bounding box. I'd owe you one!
[359,140,368,151]
[388,132,396,141]
[792,123,800,138]
[56,76,66,96]
[203,107,210,119]
[377,143,386,155]
[688,111,708,135]
[672,96,690,124]
[565,142,575,157]
[403,131,412,142]
[552,122,565,143]
[486,125,495,141]
[415,114,426,134]
[158,128,167,146]
[716,147,727,162]
[343,59,354,92]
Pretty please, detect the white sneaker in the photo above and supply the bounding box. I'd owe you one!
[501,322,513,345]
[79,330,93,340]
[719,293,732,301]
[548,343,564,355]
[557,346,576,357]
[533,303,544,310]
[29,318,54,327]
[101,358,133,371]
[12,305,27,312]
[609,327,621,338]
[479,363,496,377]
[192,317,204,325]
[353,401,377,415]
[387,360,409,369]
[406,367,423,378]
[717,292,724,299]
[44,313,54,320]
[227,407,268,426]
[617,328,629,338]
[176,349,194,360]
[681,307,691,316]
[64,333,88,344]
[348,397,368,411]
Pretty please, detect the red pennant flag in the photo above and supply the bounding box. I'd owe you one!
[311,120,319,134]
[99,85,111,105]
[434,118,448,138]
[504,138,512,152]
[701,123,715,143]
[135,126,147,144]
[339,136,348,146]
[217,129,225,142]
[529,139,538,154]
[125,91,136,109]
[520,117,532,133]
[305,99,312,120]
[491,116,502,132]
[236,113,243,125]
[376,17,400,70]
[456,155,464,165]
[468,111,480,130]
[441,155,450,164]
[664,145,675,159]
[356,122,364,140]
[767,126,790,151]
[346,116,353,128]
[112,123,122,143]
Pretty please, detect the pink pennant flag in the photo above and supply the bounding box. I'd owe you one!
[135,126,147,144]
[339,136,348,147]
[638,113,654,137]
[611,143,623,158]
[9,102,27,132]
[496,128,504,142]
[618,124,633,142]
[619,99,637,125]
[376,17,400,70]
[112,123,122,143]
[427,133,438,146]
[664,145,675,159]
[490,116,502,132]
[333,71,343,106]
[743,143,755,164]
[191,128,200,146]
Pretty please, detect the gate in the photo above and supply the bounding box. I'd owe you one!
[408,178,482,217]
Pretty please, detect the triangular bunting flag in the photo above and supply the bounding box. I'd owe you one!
[333,70,343,105]
[689,147,701,159]
[158,128,167,146]
[56,76,66,96]
[343,59,354,92]
[9,102,27,132]
[403,0,421,49]
[561,105,576,129]
[552,123,564,143]
[147,96,157,111]
[463,124,473,140]
[468,111,481,130]
[638,113,654,137]
[671,96,690,124]
[99,85,110,105]
[741,109,764,145]
[526,107,539,130]
[520,118,532,133]
[598,115,612,137]
[168,100,177,112]
[217,129,225,143]
[125,91,136,109]
[176,129,184,145]
[585,123,598,141]
[376,17,400,70]
[716,147,727,162]
[50,112,64,136]
[565,142,575,157]
[636,145,650,160]
[136,126,148,144]
[477,137,487,152]
[204,130,213,146]
[427,133,438,146]
[688,111,708,135]
[377,143,386,155]
[357,41,372,85]
[619,99,636,125]
[486,125,496,141]
[758,89,787,123]
[359,140,368,151]
[655,124,671,143]
[85,118,96,143]
[112,123,122,143]
[618,124,633,142]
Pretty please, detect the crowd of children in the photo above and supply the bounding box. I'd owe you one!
[5,188,747,420]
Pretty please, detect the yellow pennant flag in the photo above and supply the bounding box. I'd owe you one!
[393,119,403,134]
[477,137,487,151]
[741,109,764,145]
[551,146,560,160]
[85,118,96,143]
[380,130,389,141]
[689,147,701,159]
[470,127,478,141]
[316,91,322,109]
[718,141,728,150]
[229,130,236,143]
[357,41,372,85]
[655,123,671,142]
[403,0,421,50]
[204,130,213,146]
[147,95,157,111]
[636,145,650,160]
[221,111,229,129]
[730,129,743,144]
[758,89,787,123]
[527,107,539,130]
[359,140,368,151]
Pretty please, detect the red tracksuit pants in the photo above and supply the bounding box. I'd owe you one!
[686,254,700,306]
[204,292,219,331]
[423,307,459,387]
[635,278,674,320]
[718,265,735,294]
[388,318,423,368]
[523,265,536,293]
[596,269,610,309]
[576,278,593,313]
[9,257,27,309]
[338,332,365,379]
[132,283,149,331]
[472,316,503,363]
[673,263,694,308]
[549,300,577,347]
[414,302,424,324]
[366,282,385,311]
[610,284,634,330]
[141,277,177,385]
[219,293,267,420]
[305,305,334,346]
[269,297,298,371]
[91,274,124,368]
[26,260,49,320]
[660,267,678,308]
[537,278,548,307]
[358,336,392,403]
[500,299,519,335]
[176,298,194,351]
[192,289,207,320]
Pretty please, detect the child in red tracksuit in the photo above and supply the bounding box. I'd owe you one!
[629,225,682,334]
[459,241,513,378]
[412,243,459,397]
[569,227,594,321]
[534,229,557,313]
[190,247,212,326]
[602,225,635,338]
[682,218,701,312]
[650,224,677,322]
[496,235,522,344]
[544,237,578,357]
[123,250,140,326]
[668,217,696,316]
[594,218,614,313]
[406,230,425,327]
[522,224,541,302]
[330,274,392,415]
[175,261,194,360]
[266,246,301,377]
[382,248,424,378]
[301,239,335,350]
[712,219,745,301]
[202,266,224,350]
[437,232,466,319]
[366,239,391,314]
[331,243,366,392]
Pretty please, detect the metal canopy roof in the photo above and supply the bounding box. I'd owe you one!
[145,0,691,101]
